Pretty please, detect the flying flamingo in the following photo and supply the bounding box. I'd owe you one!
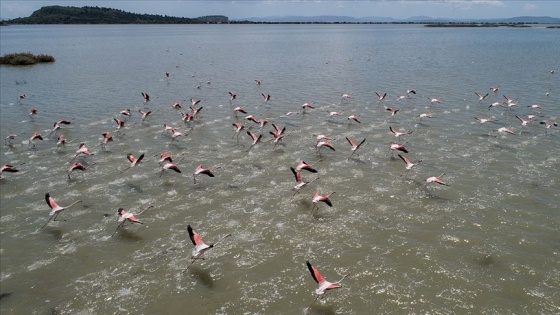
[341,93,352,99]
[515,115,531,133]
[488,102,504,110]
[388,142,408,157]
[182,225,231,272]
[246,130,262,149]
[474,117,496,124]
[159,155,184,177]
[233,107,247,116]
[245,115,259,124]
[301,103,315,114]
[29,108,38,119]
[311,192,335,214]
[316,141,335,155]
[111,205,153,237]
[172,102,182,109]
[496,127,516,135]
[427,97,443,105]
[305,260,349,311]
[47,120,71,139]
[296,160,319,173]
[190,98,201,107]
[228,91,237,103]
[347,115,361,124]
[290,167,318,196]
[385,108,400,116]
[0,164,20,179]
[139,109,157,124]
[475,92,489,103]
[114,118,125,135]
[261,93,271,104]
[397,154,422,177]
[489,86,500,93]
[406,89,417,95]
[41,193,82,228]
[417,113,434,121]
[421,173,449,192]
[29,132,44,148]
[193,165,215,184]
[232,123,245,143]
[67,162,88,179]
[71,143,92,161]
[540,121,558,134]
[120,109,131,119]
[120,153,145,173]
[55,135,69,151]
[375,92,387,101]
[141,92,150,102]
[346,137,366,158]
[389,126,412,138]
[169,128,187,144]
[100,132,114,150]
[190,105,203,117]
[181,111,194,123]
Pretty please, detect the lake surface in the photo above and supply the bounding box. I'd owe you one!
[0,24,559,314]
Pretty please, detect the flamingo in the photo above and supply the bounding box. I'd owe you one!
[528,104,543,110]
[193,165,215,184]
[474,117,496,124]
[427,97,443,104]
[475,92,489,103]
[29,108,38,119]
[41,193,82,228]
[396,95,411,102]
[305,260,349,311]
[347,115,361,124]
[72,143,92,161]
[341,93,352,99]
[55,135,69,151]
[67,162,88,179]
[296,160,319,173]
[182,225,231,272]
[139,109,156,124]
[159,152,174,164]
[417,113,434,121]
[181,111,194,123]
[233,107,247,115]
[172,102,182,109]
[346,137,366,158]
[328,111,343,118]
[245,115,259,124]
[190,98,201,107]
[169,128,186,144]
[261,93,271,103]
[516,115,531,127]
[28,132,44,148]
[397,154,422,177]
[375,92,387,101]
[232,123,245,143]
[290,167,318,196]
[120,153,145,173]
[111,206,153,237]
[406,89,417,95]
[255,79,261,85]
[120,109,131,118]
[389,126,412,138]
[311,192,335,214]
[246,130,262,149]
[159,162,182,177]
[302,103,315,113]
[190,105,203,117]
[113,118,125,134]
[316,141,336,155]
[228,91,237,103]
[141,92,150,102]
[489,86,500,93]
[100,132,113,150]
[488,102,504,110]
[0,164,20,179]
[385,108,400,116]
[496,127,516,135]
[421,173,449,192]
[388,142,408,156]
[540,121,558,134]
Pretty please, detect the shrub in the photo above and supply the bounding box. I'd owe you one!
[0,52,55,65]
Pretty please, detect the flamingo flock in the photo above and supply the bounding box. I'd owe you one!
[2,64,558,313]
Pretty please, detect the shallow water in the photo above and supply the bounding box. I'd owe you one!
[0,24,559,314]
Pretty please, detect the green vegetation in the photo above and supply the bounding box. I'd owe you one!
[0,52,55,65]
[6,6,228,24]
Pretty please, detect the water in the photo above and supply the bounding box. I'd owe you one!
[1,24,559,314]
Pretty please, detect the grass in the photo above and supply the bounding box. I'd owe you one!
[0,52,55,65]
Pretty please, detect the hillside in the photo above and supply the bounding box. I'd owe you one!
[6,6,229,24]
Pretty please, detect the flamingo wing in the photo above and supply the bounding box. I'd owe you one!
[187,225,204,246]
[306,261,326,284]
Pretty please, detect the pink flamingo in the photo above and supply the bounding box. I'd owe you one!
[246,130,262,149]
[389,126,412,138]
[29,132,44,148]
[312,192,335,214]
[120,153,145,173]
[421,173,449,192]
[41,193,82,228]
[296,160,319,173]
[347,115,361,124]
[291,167,318,196]
[193,165,215,184]
[111,206,153,237]
[397,154,422,177]
[182,225,231,272]
[305,260,349,311]
[346,137,366,158]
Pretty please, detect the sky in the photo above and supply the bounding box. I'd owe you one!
[1,1,559,20]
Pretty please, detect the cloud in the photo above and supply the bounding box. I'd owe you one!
[523,3,537,11]
[442,0,506,10]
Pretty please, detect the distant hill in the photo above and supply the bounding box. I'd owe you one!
[5,6,229,24]
[239,15,560,24]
